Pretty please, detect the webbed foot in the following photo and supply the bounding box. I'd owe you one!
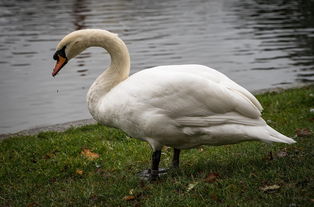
[137,168,168,181]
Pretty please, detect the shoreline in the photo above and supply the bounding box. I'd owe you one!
[0,83,312,140]
[0,119,97,140]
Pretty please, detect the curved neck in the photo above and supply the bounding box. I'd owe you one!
[85,30,130,115]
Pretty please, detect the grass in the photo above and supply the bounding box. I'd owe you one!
[0,85,314,207]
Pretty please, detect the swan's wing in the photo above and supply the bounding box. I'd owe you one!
[153,64,263,112]
[124,66,262,120]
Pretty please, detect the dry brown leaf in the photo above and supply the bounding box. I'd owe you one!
[204,173,220,183]
[123,195,136,201]
[43,152,56,160]
[76,169,84,175]
[310,198,314,202]
[260,184,280,192]
[210,193,218,201]
[296,128,312,137]
[249,172,257,178]
[27,202,39,207]
[81,149,100,160]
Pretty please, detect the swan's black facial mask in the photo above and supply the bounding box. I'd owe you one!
[52,46,68,77]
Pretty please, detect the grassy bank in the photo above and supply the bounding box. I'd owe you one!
[1,85,313,207]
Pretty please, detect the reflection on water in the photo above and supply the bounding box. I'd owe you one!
[0,0,313,134]
[231,0,314,83]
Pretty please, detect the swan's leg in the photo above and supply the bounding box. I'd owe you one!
[150,150,161,180]
[172,148,181,168]
[137,150,167,180]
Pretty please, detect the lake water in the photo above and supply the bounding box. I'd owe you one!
[0,0,313,134]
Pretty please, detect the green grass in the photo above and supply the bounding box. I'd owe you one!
[1,85,314,207]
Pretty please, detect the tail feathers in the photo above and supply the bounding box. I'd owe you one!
[261,126,296,144]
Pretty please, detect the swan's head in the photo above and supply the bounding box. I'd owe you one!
[52,30,87,76]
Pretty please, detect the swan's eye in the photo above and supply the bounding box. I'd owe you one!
[53,52,59,61]
[53,46,67,60]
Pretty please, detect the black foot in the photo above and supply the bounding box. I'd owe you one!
[137,168,168,181]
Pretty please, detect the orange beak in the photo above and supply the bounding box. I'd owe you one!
[52,55,68,77]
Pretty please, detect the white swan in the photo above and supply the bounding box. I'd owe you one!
[52,29,295,179]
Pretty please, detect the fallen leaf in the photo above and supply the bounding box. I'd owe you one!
[129,189,134,195]
[249,172,257,178]
[260,184,280,192]
[204,173,220,183]
[81,149,100,160]
[90,194,98,201]
[198,147,204,152]
[76,169,84,175]
[123,195,136,201]
[27,202,39,207]
[210,193,218,201]
[43,152,56,160]
[310,198,314,202]
[276,151,288,158]
[187,182,199,192]
[49,177,57,183]
[296,128,312,137]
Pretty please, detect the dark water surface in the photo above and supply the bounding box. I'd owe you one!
[0,0,314,134]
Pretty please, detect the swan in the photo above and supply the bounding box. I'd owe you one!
[52,29,296,180]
